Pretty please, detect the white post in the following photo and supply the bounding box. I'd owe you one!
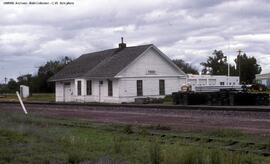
[16,91,28,115]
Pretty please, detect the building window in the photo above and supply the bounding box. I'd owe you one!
[86,80,92,95]
[220,82,225,86]
[159,80,165,95]
[108,80,113,96]
[137,80,143,96]
[77,81,81,96]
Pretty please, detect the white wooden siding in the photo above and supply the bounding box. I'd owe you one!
[118,77,185,102]
[117,48,183,77]
[64,79,120,103]
[55,80,75,102]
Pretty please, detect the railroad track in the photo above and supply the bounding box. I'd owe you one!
[1,102,270,135]
[0,101,270,112]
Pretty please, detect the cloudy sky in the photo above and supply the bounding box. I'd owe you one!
[1,0,270,83]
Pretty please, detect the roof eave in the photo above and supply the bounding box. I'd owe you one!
[48,77,75,82]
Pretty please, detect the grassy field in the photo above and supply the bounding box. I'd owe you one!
[0,93,55,102]
[0,110,270,163]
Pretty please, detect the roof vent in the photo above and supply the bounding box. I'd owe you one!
[118,37,126,49]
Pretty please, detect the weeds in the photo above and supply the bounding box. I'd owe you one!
[0,111,268,164]
[123,124,133,134]
[267,140,270,151]
[209,129,244,138]
[68,151,82,164]
[112,136,122,154]
[138,127,150,136]
[149,124,171,131]
[149,140,162,164]
[162,147,261,164]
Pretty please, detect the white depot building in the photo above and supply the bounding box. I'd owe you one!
[256,73,270,87]
[186,74,240,91]
[49,41,186,103]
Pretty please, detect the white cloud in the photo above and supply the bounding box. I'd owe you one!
[0,0,270,80]
[234,34,270,42]
[0,33,40,44]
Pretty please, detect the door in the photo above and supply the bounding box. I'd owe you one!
[64,82,72,102]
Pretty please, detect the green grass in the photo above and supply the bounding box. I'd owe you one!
[0,94,17,101]
[0,111,269,163]
[0,93,55,102]
[26,93,55,102]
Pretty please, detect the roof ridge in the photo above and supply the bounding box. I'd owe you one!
[81,44,153,56]
[81,47,117,56]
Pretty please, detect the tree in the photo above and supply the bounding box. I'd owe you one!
[38,56,72,76]
[200,50,229,75]
[31,56,73,93]
[235,53,261,84]
[7,79,19,92]
[172,59,199,74]
[17,74,32,86]
[3,56,73,94]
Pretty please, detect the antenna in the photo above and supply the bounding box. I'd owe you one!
[237,49,242,56]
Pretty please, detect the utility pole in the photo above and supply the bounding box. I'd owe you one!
[227,56,230,86]
[4,77,7,84]
[237,49,242,83]
[227,40,231,77]
[226,39,230,86]
[226,56,230,77]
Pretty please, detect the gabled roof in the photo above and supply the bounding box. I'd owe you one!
[49,44,152,81]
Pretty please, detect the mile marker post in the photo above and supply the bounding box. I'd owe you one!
[16,91,28,115]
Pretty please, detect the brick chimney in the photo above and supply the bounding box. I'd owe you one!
[118,37,126,49]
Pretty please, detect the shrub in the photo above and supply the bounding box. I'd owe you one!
[163,95,172,102]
